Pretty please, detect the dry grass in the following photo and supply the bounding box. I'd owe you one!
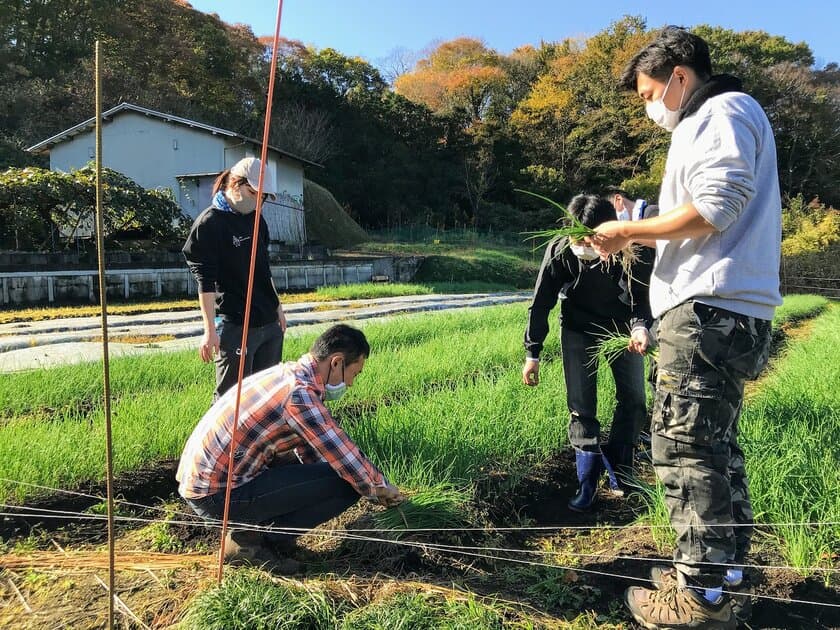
[0,562,213,629]
[0,550,215,573]
[0,300,198,325]
[84,334,178,345]
[0,288,419,325]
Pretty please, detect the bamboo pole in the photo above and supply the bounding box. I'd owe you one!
[217,0,286,583]
[94,39,117,630]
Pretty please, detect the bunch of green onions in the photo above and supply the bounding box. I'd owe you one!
[518,188,644,286]
[587,331,659,370]
[517,189,595,251]
[372,487,473,540]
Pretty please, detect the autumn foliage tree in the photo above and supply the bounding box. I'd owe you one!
[395,37,508,125]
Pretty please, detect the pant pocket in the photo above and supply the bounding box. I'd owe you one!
[654,368,724,446]
[725,320,772,381]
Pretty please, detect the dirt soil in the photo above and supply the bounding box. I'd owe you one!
[2,453,838,629]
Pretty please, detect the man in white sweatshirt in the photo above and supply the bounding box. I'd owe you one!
[589,27,781,630]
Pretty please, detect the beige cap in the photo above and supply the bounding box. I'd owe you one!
[230,157,277,201]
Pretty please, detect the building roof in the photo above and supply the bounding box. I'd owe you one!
[26,102,321,168]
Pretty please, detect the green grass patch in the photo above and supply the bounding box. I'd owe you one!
[413,248,539,289]
[182,573,523,630]
[312,282,433,300]
[339,591,508,630]
[181,571,342,630]
[772,293,829,326]
[741,304,840,572]
[354,228,539,290]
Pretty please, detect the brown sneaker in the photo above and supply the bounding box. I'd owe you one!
[625,582,736,629]
[222,530,301,573]
[650,565,679,589]
[650,566,753,622]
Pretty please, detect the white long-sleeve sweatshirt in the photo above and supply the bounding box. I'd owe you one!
[652,90,783,321]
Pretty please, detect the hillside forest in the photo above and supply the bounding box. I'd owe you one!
[2,1,839,233]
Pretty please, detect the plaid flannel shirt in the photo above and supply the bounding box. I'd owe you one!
[177,353,387,500]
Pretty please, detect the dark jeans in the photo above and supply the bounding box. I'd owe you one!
[561,327,647,452]
[652,301,771,586]
[186,463,360,547]
[215,319,284,401]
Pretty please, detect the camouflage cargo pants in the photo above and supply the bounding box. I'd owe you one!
[652,301,771,586]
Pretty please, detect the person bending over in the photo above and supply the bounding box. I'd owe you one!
[523,194,653,512]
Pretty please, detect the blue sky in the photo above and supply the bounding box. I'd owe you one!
[189,0,837,68]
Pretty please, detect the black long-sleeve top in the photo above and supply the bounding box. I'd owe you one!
[524,237,654,359]
[182,206,279,327]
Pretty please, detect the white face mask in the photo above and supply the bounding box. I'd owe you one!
[324,359,347,401]
[570,243,600,261]
[645,73,686,132]
[324,381,347,401]
[227,186,257,214]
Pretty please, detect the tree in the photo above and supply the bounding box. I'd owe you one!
[510,17,658,202]
[270,103,337,164]
[0,165,190,250]
[395,38,508,125]
[1,0,269,167]
[377,46,423,85]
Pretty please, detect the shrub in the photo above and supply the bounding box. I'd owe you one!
[781,195,840,257]
[0,165,190,251]
[781,196,840,294]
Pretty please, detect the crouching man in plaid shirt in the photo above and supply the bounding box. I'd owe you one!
[177,324,404,570]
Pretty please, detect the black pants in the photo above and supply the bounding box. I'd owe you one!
[561,327,647,452]
[186,463,360,547]
[215,320,284,401]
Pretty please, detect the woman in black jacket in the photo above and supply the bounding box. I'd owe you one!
[183,157,286,401]
[522,194,653,511]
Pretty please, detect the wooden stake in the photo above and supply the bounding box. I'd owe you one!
[94,40,117,630]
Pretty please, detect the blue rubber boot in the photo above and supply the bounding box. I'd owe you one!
[603,443,635,496]
[568,449,602,512]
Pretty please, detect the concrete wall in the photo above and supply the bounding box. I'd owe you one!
[0,257,415,306]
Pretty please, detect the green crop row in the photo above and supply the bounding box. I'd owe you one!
[741,305,840,570]
[0,295,834,574]
[0,303,548,503]
[0,303,528,419]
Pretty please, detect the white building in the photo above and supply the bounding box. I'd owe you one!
[27,103,319,244]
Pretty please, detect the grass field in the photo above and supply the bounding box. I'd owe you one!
[0,294,836,628]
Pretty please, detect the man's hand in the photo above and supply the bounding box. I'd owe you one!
[586,220,632,258]
[376,483,405,507]
[199,330,220,362]
[522,359,540,386]
[278,305,287,333]
[628,327,650,355]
